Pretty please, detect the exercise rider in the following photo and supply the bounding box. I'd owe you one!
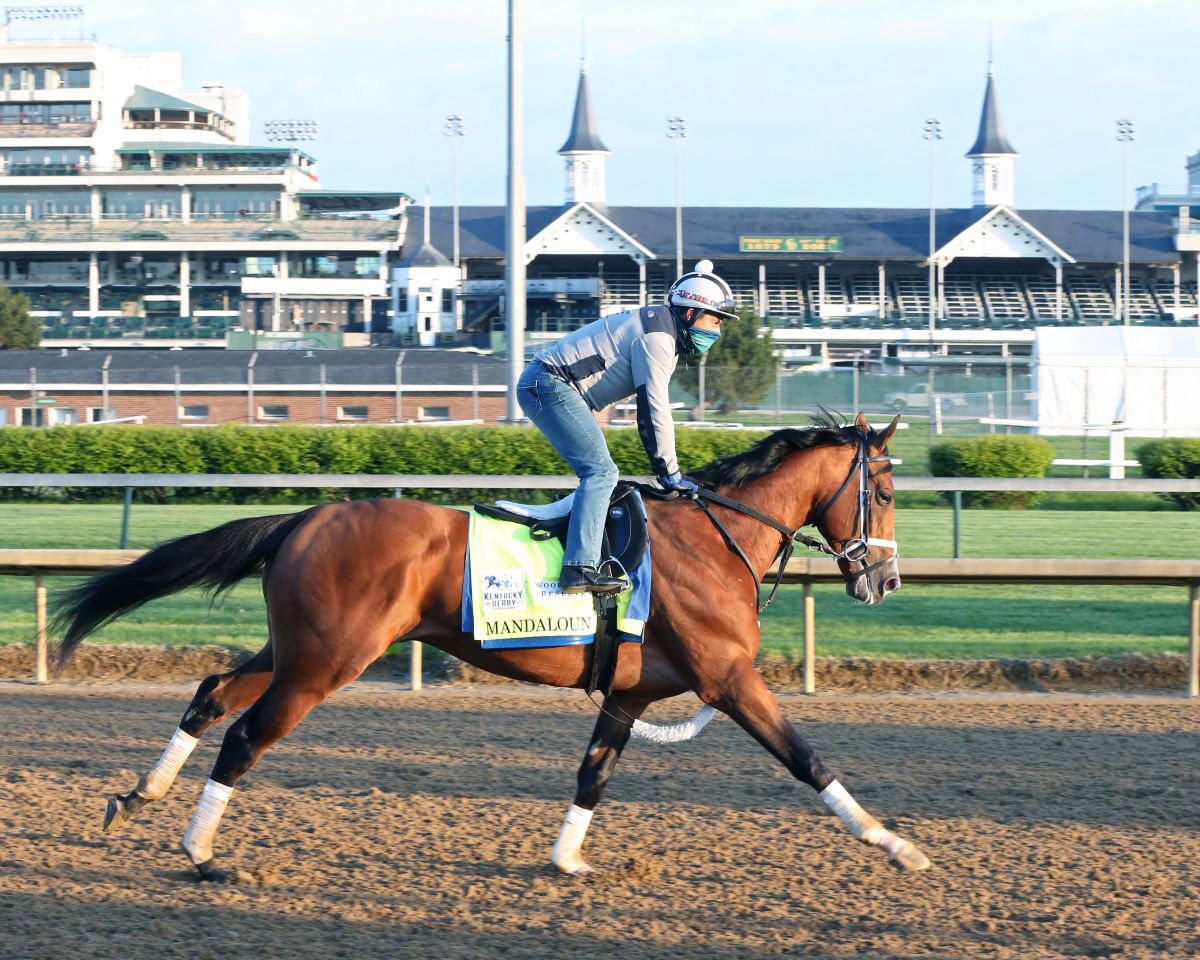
[518,260,737,594]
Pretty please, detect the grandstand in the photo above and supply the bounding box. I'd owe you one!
[3,34,1196,356]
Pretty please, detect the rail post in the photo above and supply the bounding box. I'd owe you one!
[35,572,47,684]
[1189,583,1198,699]
[411,642,423,692]
[952,490,962,558]
[119,486,133,549]
[803,581,815,694]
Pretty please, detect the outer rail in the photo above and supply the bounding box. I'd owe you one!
[3,550,1196,698]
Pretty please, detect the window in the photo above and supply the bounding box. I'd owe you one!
[396,290,408,312]
[17,407,45,426]
[49,407,78,425]
[88,407,112,423]
[418,406,451,421]
[441,289,454,312]
[258,405,289,420]
[180,405,209,420]
[337,405,369,421]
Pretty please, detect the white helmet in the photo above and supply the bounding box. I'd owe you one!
[668,260,737,321]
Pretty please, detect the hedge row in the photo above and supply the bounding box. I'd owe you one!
[929,434,1056,508]
[0,425,770,503]
[1137,438,1200,510]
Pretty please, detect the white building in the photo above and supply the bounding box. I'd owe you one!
[0,29,409,345]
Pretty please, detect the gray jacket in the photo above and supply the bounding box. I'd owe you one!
[533,306,683,476]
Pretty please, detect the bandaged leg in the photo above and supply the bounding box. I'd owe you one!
[550,804,594,876]
[182,778,233,869]
[819,779,930,871]
[137,727,199,800]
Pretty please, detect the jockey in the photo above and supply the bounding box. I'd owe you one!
[518,260,738,594]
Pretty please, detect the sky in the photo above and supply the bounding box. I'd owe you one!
[29,0,1200,210]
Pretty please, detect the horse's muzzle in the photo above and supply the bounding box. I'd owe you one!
[844,555,901,605]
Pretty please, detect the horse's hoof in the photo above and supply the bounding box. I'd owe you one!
[887,839,931,872]
[104,793,136,833]
[193,858,230,883]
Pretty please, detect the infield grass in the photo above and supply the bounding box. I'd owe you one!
[1,501,1196,660]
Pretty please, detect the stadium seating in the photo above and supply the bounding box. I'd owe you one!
[1066,274,1115,322]
[980,276,1031,324]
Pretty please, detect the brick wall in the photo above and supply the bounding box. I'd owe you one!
[0,390,510,426]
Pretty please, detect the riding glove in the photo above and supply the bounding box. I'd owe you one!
[658,471,699,497]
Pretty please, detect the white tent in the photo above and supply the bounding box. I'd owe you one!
[1034,327,1200,438]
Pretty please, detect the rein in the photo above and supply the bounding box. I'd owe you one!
[638,432,895,613]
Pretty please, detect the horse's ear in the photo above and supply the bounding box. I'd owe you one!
[878,415,901,448]
[854,411,870,434]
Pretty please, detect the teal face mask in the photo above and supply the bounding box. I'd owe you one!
[688,327,721,354]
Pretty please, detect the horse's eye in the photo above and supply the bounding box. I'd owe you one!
[876,488,893,506]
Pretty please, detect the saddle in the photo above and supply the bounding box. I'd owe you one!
[474,482,648,579]
[473,483,649,698]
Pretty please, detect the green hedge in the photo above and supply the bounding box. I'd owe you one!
[929,434,1056,508]
[1137,438,1200,510]
[0,425,769,503]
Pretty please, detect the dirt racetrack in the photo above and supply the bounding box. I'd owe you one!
[2,681,1198,960]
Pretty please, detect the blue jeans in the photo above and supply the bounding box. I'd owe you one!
[518,363,618,569]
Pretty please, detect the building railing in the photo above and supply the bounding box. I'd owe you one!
[0,217,399,243]
[1,472,1197,694]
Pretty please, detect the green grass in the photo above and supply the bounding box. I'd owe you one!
[1,502,1196,660]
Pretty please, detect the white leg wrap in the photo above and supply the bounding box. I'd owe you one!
[182,778,233,866]
[550,804,594,875]
[819,779,885,845]
[137,727,198,800]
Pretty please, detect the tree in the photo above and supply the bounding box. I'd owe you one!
[675,307,776,414]
[0,286,38,349]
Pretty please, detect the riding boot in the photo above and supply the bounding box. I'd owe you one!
[560,564,625,595]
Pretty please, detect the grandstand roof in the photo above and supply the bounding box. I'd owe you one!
[0,349,506,385]
[558,67,609,154]
[402,205,1180,265]
[966,72,1018,157]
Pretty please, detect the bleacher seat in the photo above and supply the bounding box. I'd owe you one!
[1025,277,1066,322]
[1066,274,1115,323]
[891,275,931,322]
[980,276,1031,324]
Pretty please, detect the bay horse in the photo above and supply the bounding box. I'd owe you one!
[54,412,930,881]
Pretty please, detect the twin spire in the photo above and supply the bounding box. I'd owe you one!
[558,61,610,204]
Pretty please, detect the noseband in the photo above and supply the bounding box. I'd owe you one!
[641,432,897,613]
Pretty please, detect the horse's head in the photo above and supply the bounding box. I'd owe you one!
[810,412,901,605]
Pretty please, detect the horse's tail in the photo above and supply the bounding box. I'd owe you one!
[53,510,311,667]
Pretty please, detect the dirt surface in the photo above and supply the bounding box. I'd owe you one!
[1,642,1191,693]
[2,681,1198,959]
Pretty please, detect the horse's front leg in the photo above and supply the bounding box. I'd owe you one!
[551,693,651,877]
[699,655,930,872]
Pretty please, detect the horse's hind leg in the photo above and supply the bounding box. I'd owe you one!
[103,644,274,833]
[551,694,650,876]
[700,655,930,872]
[181,672,335,881]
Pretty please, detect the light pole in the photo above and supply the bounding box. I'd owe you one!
[504,0,526,422]
[923,118,943,337]
[667,116,687,278]
[443,115,465,268]
[1117,119,1134,326]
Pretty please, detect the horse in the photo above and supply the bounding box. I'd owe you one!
[53,411,930,882]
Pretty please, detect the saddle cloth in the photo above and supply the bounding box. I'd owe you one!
[461,490,651,650]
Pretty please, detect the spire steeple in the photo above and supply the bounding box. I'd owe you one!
[558,63,610,204]
[966,71,1018,158]
[965,64,1019,208]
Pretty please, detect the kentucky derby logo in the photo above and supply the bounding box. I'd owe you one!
[482,569,527,611]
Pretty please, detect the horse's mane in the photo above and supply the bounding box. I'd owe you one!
[689,412,882,489]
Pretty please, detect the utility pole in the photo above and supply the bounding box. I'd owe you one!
[504,0,526,421]
[667,116,687,278]
[923,118,943,337]
[1116,119,1135,326]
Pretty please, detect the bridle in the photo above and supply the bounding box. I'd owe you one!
[641,431,897,612]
